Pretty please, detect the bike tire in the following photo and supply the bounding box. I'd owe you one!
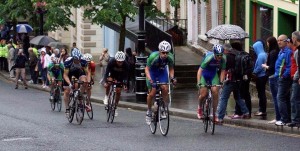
[149,110,157,134]
[50,89,56,111]
[202,100,209,133]
[86,97,93,120]
[68,96,75,123]
[56,87,62,112]
[208,99,215,135]
[106,91,114,122]
[158,101,170,136]
[75,96,85,125]
[110,95,116,123]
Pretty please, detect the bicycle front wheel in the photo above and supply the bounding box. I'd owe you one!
[86,97,93,120]
[158,101,170,136]
[50,89,55,111]
[202,100,209,133]
[106,92,115,123]
[208,99,215,135]
[75,96,85,125]
[56,87,62,112]
[68,96,75,123]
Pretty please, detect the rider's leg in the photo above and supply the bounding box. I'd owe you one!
[161,85,169,105]
[63,87,70,109]
[115,88,122,106]
[211,86,220,114]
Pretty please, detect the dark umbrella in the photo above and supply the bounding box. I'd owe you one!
[48,41,65,49]
[205,24,249,40]
[30,35,57,46]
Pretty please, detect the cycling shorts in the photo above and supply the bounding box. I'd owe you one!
[198,71,220,86]
[146,68,168,89]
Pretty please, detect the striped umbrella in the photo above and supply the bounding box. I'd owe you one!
[205,24,249,40]
[16,24,33,33]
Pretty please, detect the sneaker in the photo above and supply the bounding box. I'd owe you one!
[267,119,277,124]
[254,111,267,116]
[230,114,243,119]
[28,80,33,84]
[42,85,46,88]
[114,109,118,117]
[15,85,18,89]
[65,109,70,118]
[18,79,22,82]
[160,108,167,119]
[275,121,286,126]
[85,103,91,112]
[242,114,251,119]
[146,110,152,125]
[197,106,204,119]
[103,95,108,105]
[25,86,28,89]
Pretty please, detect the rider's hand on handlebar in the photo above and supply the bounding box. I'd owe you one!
[171,77,177,85]
[69,84,73,89]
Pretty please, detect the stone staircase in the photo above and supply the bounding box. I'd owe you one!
[174,65,199,89]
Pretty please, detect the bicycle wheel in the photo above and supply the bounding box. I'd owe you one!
[149,111,157,134]
[106,91,114,122]
[75,95,85,125]
[208,99,215,135]
[68,96,75,123]
[86,96,93,120]
[109,96,116,123]
[56,87,62,112]
[50,89,56,111]
[202,99,209,133]
[158,101,170,136]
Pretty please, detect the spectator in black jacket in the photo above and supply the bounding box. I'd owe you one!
[14,49,28,89]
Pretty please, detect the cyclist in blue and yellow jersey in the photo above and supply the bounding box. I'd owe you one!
[48,57,64,102]
[63,48,91,117]
[145,40,177,125]
[197,44,226,120]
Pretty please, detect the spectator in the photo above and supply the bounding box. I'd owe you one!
[28,48,38,84]
[230,41,252,118]
[252,40,268,118]
[14,49,28,89]
[288,31,300,127]
[7,41,16,78]
[39,47,51,88]
[0,38,8,72]
[70,42,77,56]
[275,34,293,126]
[262,36,280,124]
[59,47,69,63]
[99,48,109,85]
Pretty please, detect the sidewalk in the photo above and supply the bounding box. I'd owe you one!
[1,46,300,135]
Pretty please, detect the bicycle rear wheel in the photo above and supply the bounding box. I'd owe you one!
[68,96,75,123]
[75,96,85,125]
[202,100,209,133]
[86,97,93,120]
[208,99,215,135]
[158,101,170,136]
[56,87,62,112]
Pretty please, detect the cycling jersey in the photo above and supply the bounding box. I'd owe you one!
[88,61,96,75]
[199,53,226,85]
[146,51,174,89]
[48,62,64,81]
[104,58,129,83]
[64,57,88,80]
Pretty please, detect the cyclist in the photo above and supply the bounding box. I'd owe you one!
[197,44,226,121]
[48,57,64,102]
[103,51,129,116]
[145,40,176,125]
[82,53,96,112]
[63,48,91,117]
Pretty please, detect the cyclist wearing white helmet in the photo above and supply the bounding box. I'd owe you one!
[144,40,176,125]
[63,49,91,118]
[47,57,64,102]
[82,53,96,112]
[196,44,226,122]
[103,51,129,116]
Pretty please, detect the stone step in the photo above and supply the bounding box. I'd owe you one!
[175,71,197,77]
[174,65,199,71]
[177,77,197,83]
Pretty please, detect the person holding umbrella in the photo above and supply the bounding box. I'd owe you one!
[14,49,28,89]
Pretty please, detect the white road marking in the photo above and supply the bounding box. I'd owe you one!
[2,137,33,142]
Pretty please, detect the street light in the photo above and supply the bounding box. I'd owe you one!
[34,1,47,35]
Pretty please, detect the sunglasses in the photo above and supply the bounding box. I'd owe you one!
[161,52,169,55]
[215,54,223,57]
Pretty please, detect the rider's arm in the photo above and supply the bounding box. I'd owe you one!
[169,66,175,79]
[63,68,71,85]
[145,66,152,82]
[197,67,203,84]
[84,66,91,83]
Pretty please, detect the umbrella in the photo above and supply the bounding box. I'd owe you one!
[30,35,57,46]
[48,41,65,49]
[205,24,249,40]
[16,24,33,33]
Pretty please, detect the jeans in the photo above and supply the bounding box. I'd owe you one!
[277,77,292,123]
[256,75,268,113]
[269,76,280,121]
[235,80,252,115]
[217,81,249,120]
[291,81,300,124]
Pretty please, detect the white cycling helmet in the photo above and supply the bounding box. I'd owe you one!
[115,51,126,61]
[158,40,171,52]
[71,48,82,60]
[83,53,93,62]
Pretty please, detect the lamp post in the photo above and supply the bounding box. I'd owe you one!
[35,1,47,35]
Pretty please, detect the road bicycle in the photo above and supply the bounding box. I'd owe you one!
[85,81,94,120]
[200,84,221,135]
[67,77,86,125]
[106,81,123,123]
[50,79,62,112]
[149,82,171,136]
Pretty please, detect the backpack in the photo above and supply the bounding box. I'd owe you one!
[229,49,254,80]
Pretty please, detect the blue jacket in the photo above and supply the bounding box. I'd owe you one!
[252,41,267,77]
[274,46,292,78]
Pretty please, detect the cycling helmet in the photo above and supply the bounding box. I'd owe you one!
[83,53,93,62]
[213,44,224,54]
[158,40,171,52]
[52,57,60,64]
[115,51,126,61]
[72,48,82,60]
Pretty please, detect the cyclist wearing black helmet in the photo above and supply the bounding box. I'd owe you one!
[197,44,226,121]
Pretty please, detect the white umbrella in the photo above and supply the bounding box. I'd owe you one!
[205,24,249,40]
[16,24,33,33]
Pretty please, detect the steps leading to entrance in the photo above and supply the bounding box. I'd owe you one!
[174,65,198,89]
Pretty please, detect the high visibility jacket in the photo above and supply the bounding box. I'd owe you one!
[0,44,8,58]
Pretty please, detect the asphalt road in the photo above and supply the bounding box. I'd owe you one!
[0,76,300,151]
